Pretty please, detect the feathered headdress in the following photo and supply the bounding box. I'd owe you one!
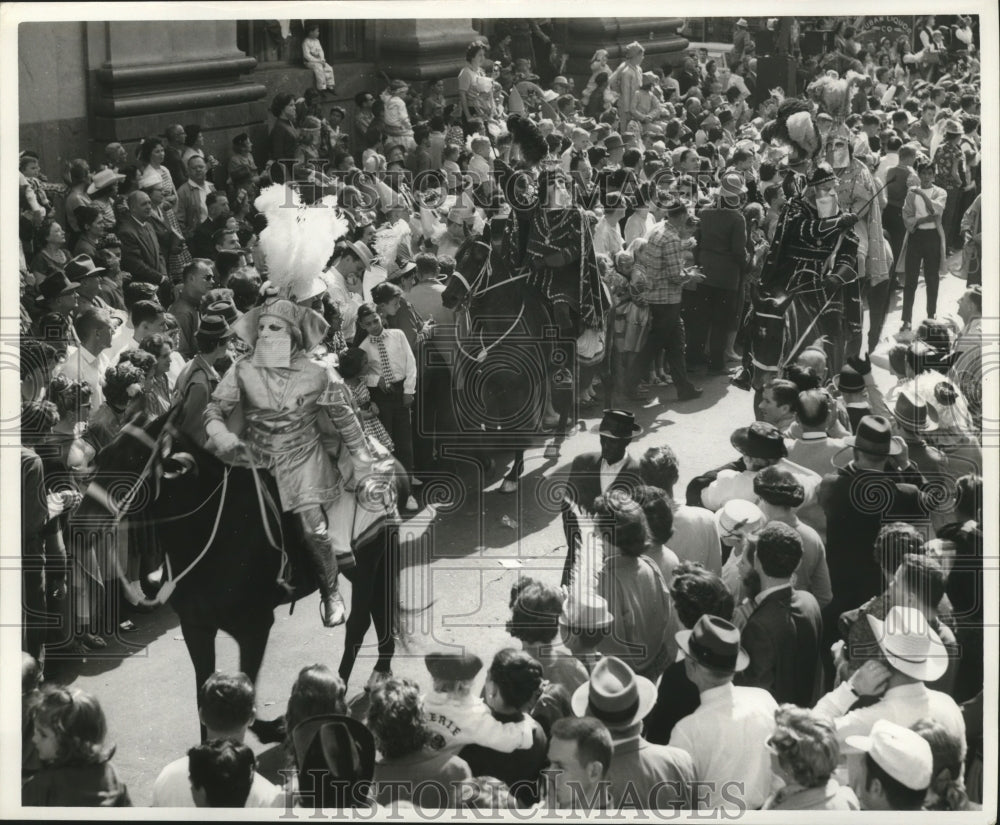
[760,99,821,163]
[561,502,612,632]
[807,70,867,123]
[253,183,350,302]
[372,220,412,271]
[506,113,548,166]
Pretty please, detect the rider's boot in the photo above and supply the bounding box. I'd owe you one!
[300,509,346,628]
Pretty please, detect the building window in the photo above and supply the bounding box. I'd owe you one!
[238,19,367,66]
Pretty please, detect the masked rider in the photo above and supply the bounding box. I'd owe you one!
[204,298,376,627]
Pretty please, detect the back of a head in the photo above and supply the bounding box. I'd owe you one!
[754,521,803,579]
[287,664,347,733]
[887,344,909,378]
[593,493,650,557]
[784,363,821,393]
[669,561,734,628]
[897,554,945,611]
[489,648,543,710]
[633,484,675,545]
[198,672,255,735]
[873,522,925,577]
[796,388,829,430]
[550,716,613,777]
[506,580,563,645]
[188,739,255,808]
[130,299,164,329]
[639,445,680,492]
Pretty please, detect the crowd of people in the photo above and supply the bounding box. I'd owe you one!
[18,14,986,813]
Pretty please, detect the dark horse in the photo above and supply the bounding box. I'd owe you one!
[442,220,579,493]
[72,409,406,735]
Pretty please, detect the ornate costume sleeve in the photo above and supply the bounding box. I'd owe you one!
[318,375,373,462]
[792,201,845,247]
[204,363,242,426]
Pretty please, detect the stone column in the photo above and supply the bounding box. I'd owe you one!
[564,18,689,78]
[86,20,267,157]
[376,19,481,82]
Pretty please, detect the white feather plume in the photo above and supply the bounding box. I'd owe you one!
[565,502,605,605]
[253,184,349,300]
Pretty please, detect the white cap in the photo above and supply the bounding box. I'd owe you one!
[845,719,933,791]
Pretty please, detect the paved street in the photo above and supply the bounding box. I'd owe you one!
[49,263,969,804]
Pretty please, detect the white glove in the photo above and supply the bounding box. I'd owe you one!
[210,430,241,455]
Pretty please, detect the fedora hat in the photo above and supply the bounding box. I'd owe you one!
[844,415,904,456]
[603,132,624,151]
[87,168,125,195]
[291,713,376,806]
[676,614,749,673]
[893,391,938,433]
[718,170,747,201]
[36,271,79,304]
[571,656,657,727]
[204,298,239,326]
[343,240,374,269]
[833,363,867,394]
[735,18,749,28]
[64,254,107,282]
[196,313,234,340]
[560,592,613,631]
[845,719,933,792]
[730,421,787,460]
[598,409,642,439]
[866,605,948,682]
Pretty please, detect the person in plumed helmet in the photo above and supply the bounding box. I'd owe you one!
[759,162,860,374]
[204,298,386,628]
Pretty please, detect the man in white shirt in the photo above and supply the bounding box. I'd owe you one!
[56,308,113,408]
[152,672,281,807]
[669,615,779,812]
[357,302,418,510]
[813,606,965,756]
[639,445,721,575]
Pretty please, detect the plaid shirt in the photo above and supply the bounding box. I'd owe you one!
[635,220,689,305]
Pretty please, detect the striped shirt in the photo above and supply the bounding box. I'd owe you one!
[635,221,688,305]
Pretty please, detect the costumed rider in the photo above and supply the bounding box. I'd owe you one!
[204,184,387,628]
[810,71,889,358]
[758,160,860,377]
[497,115,608,383]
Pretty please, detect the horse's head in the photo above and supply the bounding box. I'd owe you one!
[442,233,490,310]
[75,410,198,528]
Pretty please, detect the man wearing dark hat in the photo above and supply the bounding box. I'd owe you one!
[571,656,695,810]
[173,313,234,448]
[669,615,779,811]
[759,162,860,374]
[701,421,821,513]
[734,522,824,707]
[816,415,930,682]
[33,271,79,354]
[559,409,643,586]
[65,254,111,313]
[891,391,949,479]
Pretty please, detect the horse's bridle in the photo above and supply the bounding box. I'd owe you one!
[452,237,530,364]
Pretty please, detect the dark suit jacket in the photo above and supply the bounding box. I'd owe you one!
[118,214,167,285]
[736,586,824,707]
[818,464,928,616]
[643,660,700,746]
[560,451,642,586]
[685,458,744,507]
